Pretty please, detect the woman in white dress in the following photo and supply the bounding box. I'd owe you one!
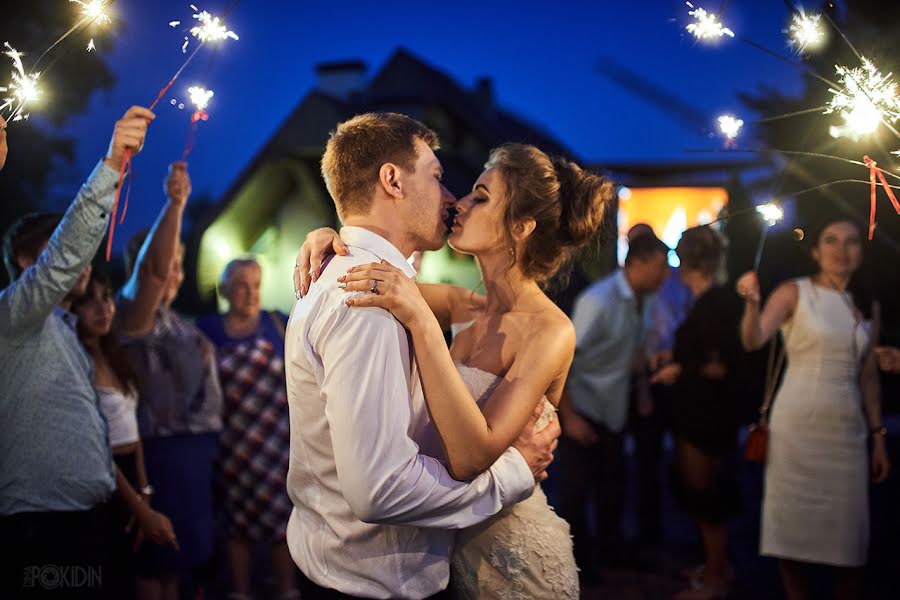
[299,143,614,598]
[736,215,890,600]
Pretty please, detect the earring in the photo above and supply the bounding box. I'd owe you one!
[508,247,515,256]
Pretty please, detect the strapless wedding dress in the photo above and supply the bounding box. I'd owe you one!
[450,363,579,599]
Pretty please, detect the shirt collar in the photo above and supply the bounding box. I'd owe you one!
[54,306,78,329]
[340,226,418,279]
[615,269,636,302]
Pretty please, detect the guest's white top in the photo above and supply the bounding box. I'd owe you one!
[96,385,139,447]
[284,226,534,599]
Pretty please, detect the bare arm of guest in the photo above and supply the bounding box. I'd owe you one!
[860,349,891,483]
[340,261,568,481]
[114,467,178,550]
[118,162,190,336]
[736,272,798,351]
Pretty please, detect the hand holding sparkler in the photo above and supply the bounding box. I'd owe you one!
[736,271,761,304]
[164,161,191,207]
[104,106,155,171]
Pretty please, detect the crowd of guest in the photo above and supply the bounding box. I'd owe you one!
[0,106,897,600]
[0,109,297,600]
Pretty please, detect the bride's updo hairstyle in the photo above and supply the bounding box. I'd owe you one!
[484,144,614,286]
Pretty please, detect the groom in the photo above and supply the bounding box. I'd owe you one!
[284,113,559,599]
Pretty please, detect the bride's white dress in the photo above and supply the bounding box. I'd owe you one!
[450,363,579,599]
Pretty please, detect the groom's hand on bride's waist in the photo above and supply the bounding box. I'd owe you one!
[512,403,561,483]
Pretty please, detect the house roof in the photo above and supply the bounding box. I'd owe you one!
[209,48,578,219]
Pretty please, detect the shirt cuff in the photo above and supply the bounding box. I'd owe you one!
[81,160,124,213]
[490,447,535,506]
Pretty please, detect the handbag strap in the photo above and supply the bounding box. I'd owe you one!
[759,338,786,423]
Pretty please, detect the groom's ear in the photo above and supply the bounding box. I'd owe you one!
[378,163,404,200]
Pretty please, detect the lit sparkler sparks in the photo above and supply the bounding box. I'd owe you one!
[787,9,825,53]
[717,114,744,140]
[87,38,96,52]
[753,202,784,270]
[187,86,213,110]
[0,43,41,122]
[70,0,112,27]
[685,2,734,40]
[183,4,239,53]
[756,202,784,226]
[825,57,900,139]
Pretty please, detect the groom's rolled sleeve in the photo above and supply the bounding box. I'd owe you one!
[312,299,533,528]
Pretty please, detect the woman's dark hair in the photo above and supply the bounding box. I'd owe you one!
[805,213,874,319]
[485,144,614,287]
[72,270,139,393]
[2,212,62,281]
[676,226,725,277]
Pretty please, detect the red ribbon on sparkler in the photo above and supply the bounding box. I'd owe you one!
[182,109,208,160]
[106,39,206,259]
[863,155,900,240]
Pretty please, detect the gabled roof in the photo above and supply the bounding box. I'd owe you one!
[210,48,577,218]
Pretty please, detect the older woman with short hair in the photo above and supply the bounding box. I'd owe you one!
[196,258,296,600]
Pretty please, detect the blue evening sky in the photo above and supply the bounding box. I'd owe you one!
[50,0,806,247]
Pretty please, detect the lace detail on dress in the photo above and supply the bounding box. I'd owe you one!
[451,364,579,599]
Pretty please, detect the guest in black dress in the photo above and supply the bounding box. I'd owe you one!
[651,226,743,600]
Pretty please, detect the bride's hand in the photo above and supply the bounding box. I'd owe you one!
[294,227,348,298]
[340,261,432,328]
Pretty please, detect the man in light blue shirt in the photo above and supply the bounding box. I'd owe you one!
[557,233,670,579]
[0,107,158,598]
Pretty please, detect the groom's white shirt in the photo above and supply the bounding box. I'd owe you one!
[285,226,534,599]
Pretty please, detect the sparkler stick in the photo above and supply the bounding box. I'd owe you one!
[181,85,213,159]
[33,1,112,69]
[105,4,239,260]
[753,202,784,271]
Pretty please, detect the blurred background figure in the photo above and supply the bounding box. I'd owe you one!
[117,163,223,600]
[737,215,890,600]
[73,270,180,599]
[197,258,297,600]
[652,226,744,599]
[558,233,670,582]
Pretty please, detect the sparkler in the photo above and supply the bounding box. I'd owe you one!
[182,86,213,159]
[825,57,900,139]
[70,0,112,27]
[787,9,825,53]
[0,43,41,122]
[87,39,96,52]
[753,202,783,271]
[717,114,744,141]
[685,2,734,41]
[183,5,239,53]
[106,4,240,260]
[187,85,213,110]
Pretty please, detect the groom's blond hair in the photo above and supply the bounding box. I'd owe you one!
[321,113,439,218]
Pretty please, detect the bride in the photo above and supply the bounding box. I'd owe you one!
[299,143,613,598]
